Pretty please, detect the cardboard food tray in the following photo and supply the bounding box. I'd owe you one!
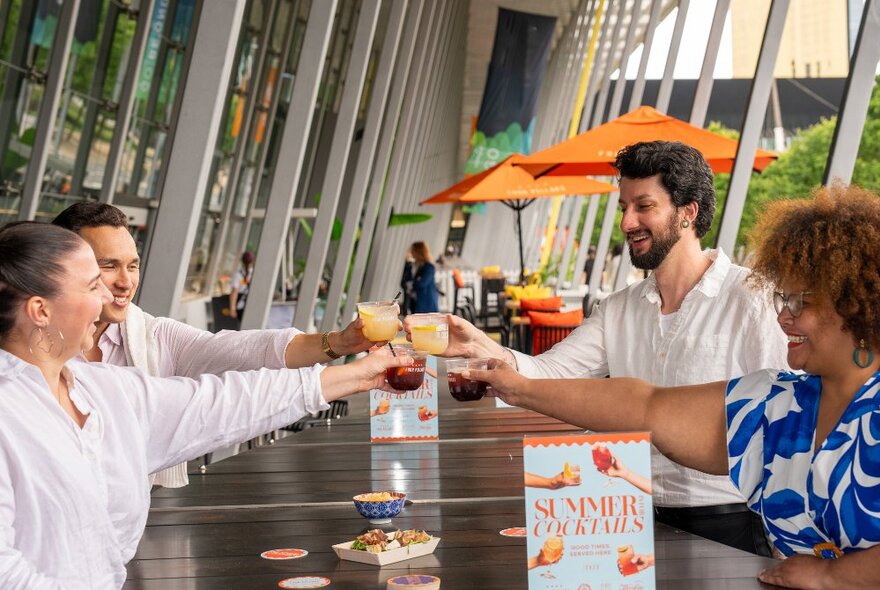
[332,537,440,566]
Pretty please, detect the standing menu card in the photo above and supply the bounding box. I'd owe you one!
[524,432,655,590]
[370,355,439,442]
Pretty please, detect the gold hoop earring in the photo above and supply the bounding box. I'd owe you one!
[681,220,690,229]
[28,326,65,359]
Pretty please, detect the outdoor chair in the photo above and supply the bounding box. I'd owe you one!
[452,268,477,324]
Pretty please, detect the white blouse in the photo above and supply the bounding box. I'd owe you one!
[0,349,328,589]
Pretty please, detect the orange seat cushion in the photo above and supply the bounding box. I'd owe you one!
[452,268,465,289]
[527,308,584,326]
[520,296,563,313]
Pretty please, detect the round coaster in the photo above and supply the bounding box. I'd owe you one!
[261,548,308,560]
[278,576,331,588]
[499,527,527,537]
[387,574,441,589]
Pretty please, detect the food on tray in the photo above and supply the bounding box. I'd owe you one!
[350,529,433,553]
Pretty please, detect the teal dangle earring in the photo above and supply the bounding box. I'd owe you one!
[853,339,875,368]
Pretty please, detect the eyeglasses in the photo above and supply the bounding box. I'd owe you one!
[773,291,812,318]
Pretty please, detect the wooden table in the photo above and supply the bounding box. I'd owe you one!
[128,395,780,589]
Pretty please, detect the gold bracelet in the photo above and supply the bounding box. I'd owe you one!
[321,331,342,360]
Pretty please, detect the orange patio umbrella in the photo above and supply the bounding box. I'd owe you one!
[516,106,778,178]
[421,154,618,284]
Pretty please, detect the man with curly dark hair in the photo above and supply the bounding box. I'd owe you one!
[412,141,788,555]
[475,183,880,590]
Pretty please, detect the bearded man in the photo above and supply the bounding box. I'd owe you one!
[411,140,788,555]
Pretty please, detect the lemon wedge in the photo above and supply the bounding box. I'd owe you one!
[563,462,574,479]
[358,308,376,319]
[412,324,438,331]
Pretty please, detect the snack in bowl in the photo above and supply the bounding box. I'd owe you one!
[353,491,407,524]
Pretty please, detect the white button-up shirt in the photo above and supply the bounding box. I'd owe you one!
[512,249,789,507]
[96,318,299,378]
[0,350,327,589]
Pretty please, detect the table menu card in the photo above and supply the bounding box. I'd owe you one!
[370,355,439,442]
[524,432,655,590]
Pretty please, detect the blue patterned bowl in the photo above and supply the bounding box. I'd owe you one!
[352,491,407,524]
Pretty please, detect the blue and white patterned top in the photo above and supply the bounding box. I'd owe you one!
[726,369,880,558]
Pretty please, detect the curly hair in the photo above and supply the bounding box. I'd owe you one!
[748,184,880,350]
[614,141,716,238]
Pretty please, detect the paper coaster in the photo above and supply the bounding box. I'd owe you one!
[261,548,309,560]
[499,527,527,537]
[278,576,331,589]
[387,574,441,589]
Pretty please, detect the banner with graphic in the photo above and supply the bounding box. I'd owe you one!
[524,432,656,590]
[464,8,556,175]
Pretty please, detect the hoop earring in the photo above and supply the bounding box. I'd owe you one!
[28,326,65,359]
[853,339,875,369]
[681,220,690,229]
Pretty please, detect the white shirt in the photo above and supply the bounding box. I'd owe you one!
[512,249,789,507]
[0,350,327,589]
[96,317,299,378]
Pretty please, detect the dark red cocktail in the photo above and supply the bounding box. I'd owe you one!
[447,370,488,401]
[386,355,426,391]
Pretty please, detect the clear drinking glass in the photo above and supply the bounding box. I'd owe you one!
[409,313,449,354]
[445,358,490,401]
[357,300,400,342]
[385,344,427,391]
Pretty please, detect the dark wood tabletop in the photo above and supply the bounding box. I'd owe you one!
[129,390,780,589]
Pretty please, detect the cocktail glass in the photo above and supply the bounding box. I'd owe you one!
[617,544,638,576]
[357,300,400,342]
[409,313,449,355]
[592,443,615,487]
[384,345,427,391]
[445,358,489,401]
[539,536,563,579]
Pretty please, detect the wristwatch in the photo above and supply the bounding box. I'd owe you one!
[321,331,342,360]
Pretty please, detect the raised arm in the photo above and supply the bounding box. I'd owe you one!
[470,361,729,475]
[158,316,392,376]
[404,313,514,362]
[282,317,395,367]
[121,348,410,474]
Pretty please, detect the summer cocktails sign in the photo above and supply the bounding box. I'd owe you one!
[523,432,655,589]
[370,354,439,443]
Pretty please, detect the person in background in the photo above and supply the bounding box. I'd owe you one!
[0,222,410,588]
[473,184,880,590]
[229,251,254,326]
[408,141,788,555]
[52,202,392,488]
[410,241,439,313]
[400,245,416,315]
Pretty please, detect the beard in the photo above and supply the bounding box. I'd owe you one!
[627,211,682,270]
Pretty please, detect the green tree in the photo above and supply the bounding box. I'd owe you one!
[712,76,880,251]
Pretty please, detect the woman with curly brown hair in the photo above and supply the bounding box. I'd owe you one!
[470,184,880,589]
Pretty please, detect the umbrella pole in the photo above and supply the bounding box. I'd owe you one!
[516,206,526,285]
[504,199,534,286]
